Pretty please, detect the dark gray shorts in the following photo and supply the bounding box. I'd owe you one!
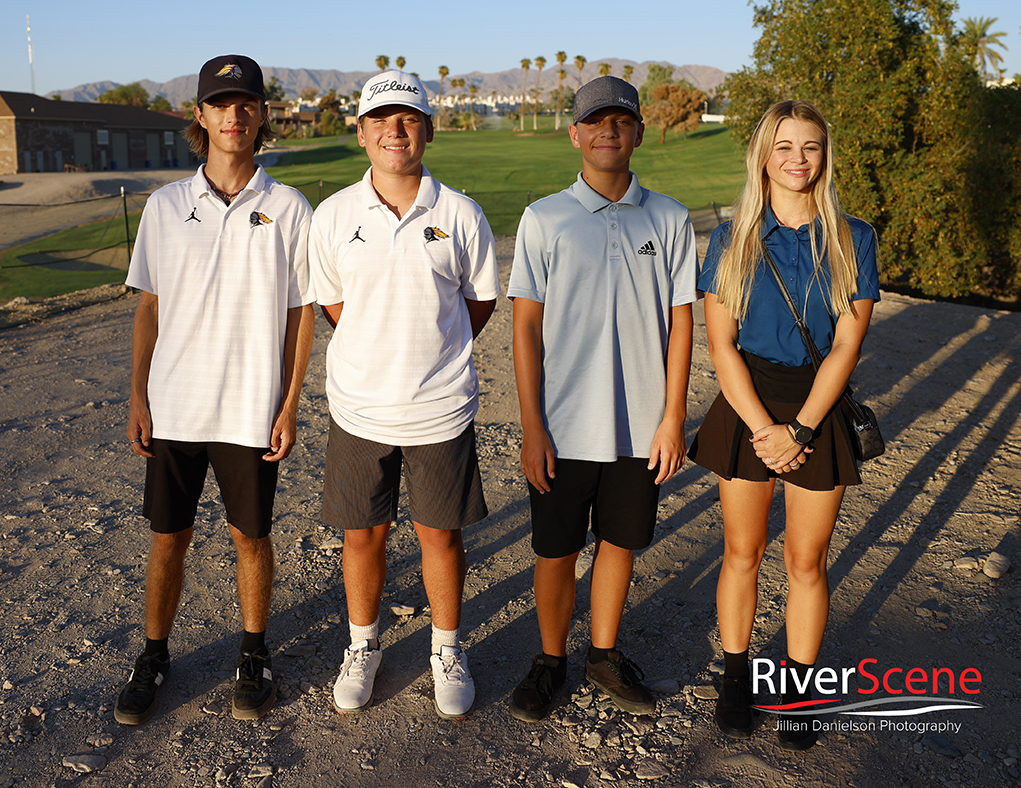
[322,419,488,531]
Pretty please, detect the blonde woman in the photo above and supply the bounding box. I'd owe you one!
[688,100,879,750]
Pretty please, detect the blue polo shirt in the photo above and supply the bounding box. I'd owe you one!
[698,208,880,366]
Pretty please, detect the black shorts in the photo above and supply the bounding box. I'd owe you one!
[528,457,660,559]
[143,440,278,538]
[322,419,488,531]
[688,351,862,491]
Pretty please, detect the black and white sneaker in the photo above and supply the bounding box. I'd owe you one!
[232,648,275,720]
[114,652,170,725]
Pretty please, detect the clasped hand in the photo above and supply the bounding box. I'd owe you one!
[749,423,811,474]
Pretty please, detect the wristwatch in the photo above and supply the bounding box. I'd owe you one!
[788,419,814,445]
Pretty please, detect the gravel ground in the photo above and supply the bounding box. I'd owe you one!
[1,233,1020,788]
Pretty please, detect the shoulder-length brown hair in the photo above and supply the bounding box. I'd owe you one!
[714,100,857,321]
[182,101,277,158]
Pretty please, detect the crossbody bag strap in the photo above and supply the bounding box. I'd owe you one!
[760,245,868,422]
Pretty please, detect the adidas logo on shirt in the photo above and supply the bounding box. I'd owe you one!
[637,240,656,256]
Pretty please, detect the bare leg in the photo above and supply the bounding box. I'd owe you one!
[230,525,274,633]
[716,477,774,654]
[783,485,845,664]
[534,553,578,657]
[343,523,390,627]
[415,523,465,631]
[589,539,634,650]
[144,528,193,640]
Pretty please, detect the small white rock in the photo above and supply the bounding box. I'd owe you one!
[983,552,1010,579]
[390,605,415,617]
[62,754,106,773]
[249,764,273,778]
[692,685,718,700]
[582,732,603,749]
[634,759,670,780]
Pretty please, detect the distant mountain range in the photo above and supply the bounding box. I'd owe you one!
[46,60,728,107]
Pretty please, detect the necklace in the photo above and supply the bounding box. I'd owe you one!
[204,174,242,205]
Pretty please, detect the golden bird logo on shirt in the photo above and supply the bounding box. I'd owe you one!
[250,212,273,228]
[424,227,449,243]
[216,64,243,80]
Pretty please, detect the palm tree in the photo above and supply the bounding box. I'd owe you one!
[962,17,1008,80]
[437,65,450,130]
[520,58,531,131]
[468,84,478,130]
[574,55,587,88]
[554,51,568,130]
[395,56,406,71]
[533,56,546,130]
[599,63,611,77]
[376,55,389,72]
[623,64,634,83]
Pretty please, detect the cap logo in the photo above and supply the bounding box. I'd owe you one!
[216,64,242,80]
[367,79,420,102]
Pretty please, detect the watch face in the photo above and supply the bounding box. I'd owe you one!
[795,425,813,444]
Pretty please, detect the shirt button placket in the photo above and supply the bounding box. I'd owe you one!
[609,204,621,257]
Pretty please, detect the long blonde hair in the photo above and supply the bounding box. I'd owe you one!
[714,100,856,321]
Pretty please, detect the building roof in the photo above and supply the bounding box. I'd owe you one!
[0,91,189,130]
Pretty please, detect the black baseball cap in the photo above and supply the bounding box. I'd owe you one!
[197,55,266,105]
[573,76,642,123]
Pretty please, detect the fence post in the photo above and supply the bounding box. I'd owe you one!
[121,186,132,265]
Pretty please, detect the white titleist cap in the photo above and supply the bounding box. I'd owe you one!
[357,70,431,118]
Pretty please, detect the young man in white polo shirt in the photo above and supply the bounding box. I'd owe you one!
[117,54,315,725]
[507,76,697,721]
[308,70,499,719]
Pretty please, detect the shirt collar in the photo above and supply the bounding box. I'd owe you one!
[190,164,268,201]
[571,171,643,213]
[761,204,821,238]
[359,164,439,212]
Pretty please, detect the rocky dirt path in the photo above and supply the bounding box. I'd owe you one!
[0,237,1020,787]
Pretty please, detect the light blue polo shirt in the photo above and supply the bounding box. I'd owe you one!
[699,207,880,366]
[508,173,698,462]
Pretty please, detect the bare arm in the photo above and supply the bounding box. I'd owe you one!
[320,301,343,329]
[264,304,316,462]
[512,297,555,493]
[127,292,159,458]
[648,303,693,483]
[464,297,496,339]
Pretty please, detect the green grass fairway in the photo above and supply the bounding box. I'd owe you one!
[267,123,745,234]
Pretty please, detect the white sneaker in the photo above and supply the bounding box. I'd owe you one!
[332,640,382,713]
[430,644,475,719]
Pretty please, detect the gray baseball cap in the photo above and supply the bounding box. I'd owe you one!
[573,76,642,123]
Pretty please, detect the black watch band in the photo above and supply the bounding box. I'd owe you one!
[789,419,814,445]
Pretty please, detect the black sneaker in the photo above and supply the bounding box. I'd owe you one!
[585,650,655,715]
[114,652,170,725]
[232,648,275,720]
[715,676,753,739]
[509,654,567,722]
[777,695,818,751]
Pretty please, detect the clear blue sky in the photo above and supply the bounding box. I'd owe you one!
[2,0,1019,96]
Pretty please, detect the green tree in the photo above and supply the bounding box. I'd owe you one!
[437,65,450,130]
[623,64,634,83]
[299,86,319,103]
[376,55,390,72]
[574,55,586,88]
[468,83,478,130]
[962,17,1008,81]
[644,83,706,144]
[395,55,406,71]
[149,96,173,112]
[725,0,1021,299]
[97,82,149,107]
[265,76,286,101]
[638,65,675,107]
[599,63,611,77]
[520,59,531,131]
[554,51,568,130]
[533,56,546,130]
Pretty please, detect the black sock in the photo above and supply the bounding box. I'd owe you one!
[723,649,750,679]
[240,630,266,654]
[144,637,169,658]
[588,646,612,664]
[785,658,814,702]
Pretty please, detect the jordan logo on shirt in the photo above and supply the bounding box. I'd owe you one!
[637,240,656,256]
[185,207,201,223]
[350,226,366,243]
[424,227,449,243]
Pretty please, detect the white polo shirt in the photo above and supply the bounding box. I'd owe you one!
[309,166,500,445]
[126,165,314,448]
[508,172,698,462]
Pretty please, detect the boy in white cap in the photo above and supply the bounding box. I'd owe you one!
[507,75,697,721]
[308,70,500,719]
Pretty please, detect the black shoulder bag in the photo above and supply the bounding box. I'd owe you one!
[761,247,885,461]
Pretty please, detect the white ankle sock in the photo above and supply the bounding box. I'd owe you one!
[349,619,379,647]
[431,625,459,654]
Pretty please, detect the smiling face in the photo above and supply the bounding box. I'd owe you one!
[569,108,644,175]
[357,105,433,178]
[194,92,267,156]
[765,117,825,198]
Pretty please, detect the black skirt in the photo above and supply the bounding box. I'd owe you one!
[688,352,861,491]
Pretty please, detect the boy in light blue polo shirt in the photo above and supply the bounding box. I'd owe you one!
[507,76,698,721]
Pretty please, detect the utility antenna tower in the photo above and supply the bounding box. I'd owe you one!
[27,15,36,95]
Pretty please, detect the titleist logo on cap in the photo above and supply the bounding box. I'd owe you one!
[367,80,421,100]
